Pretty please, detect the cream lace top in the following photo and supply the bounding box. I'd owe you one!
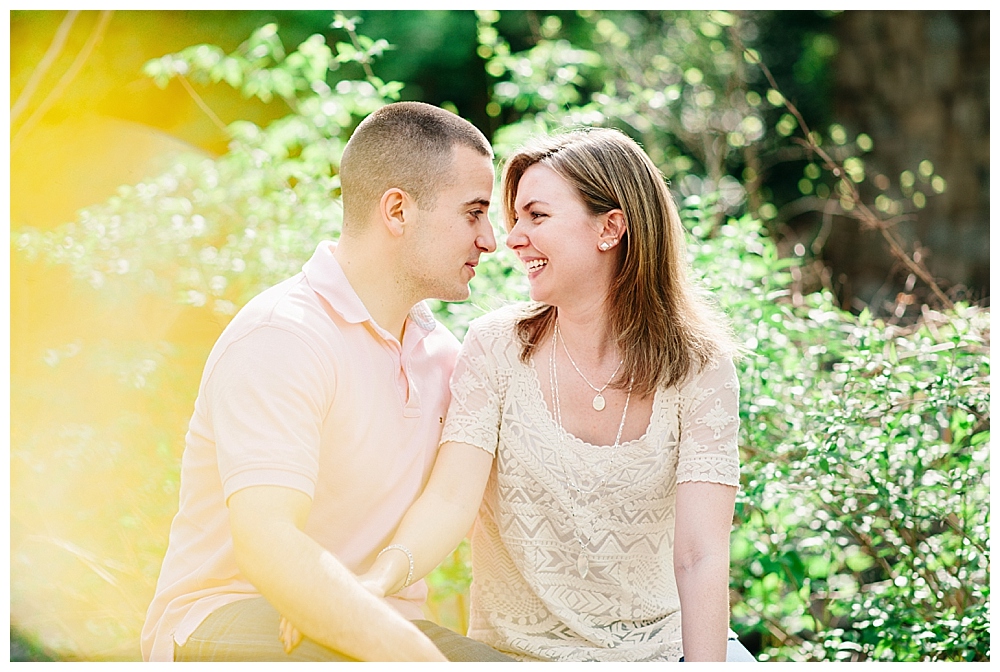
[440,304,742,661]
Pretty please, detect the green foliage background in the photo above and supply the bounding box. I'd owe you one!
[11,10,989,662]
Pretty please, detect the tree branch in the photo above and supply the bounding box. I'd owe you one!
[12,10,114,151]
[178,74,229,134]
[729,27,954,310]
[11,10,80,123]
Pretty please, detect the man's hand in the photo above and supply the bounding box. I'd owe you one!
[228,485,446,661]
[278,615,304,654]
[278,572,385,654]
[267,439,497,658]
[355,571,389,599]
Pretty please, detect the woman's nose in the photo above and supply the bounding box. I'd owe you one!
[505,220,526,250]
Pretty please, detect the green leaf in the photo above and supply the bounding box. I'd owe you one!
[969,430,989,446]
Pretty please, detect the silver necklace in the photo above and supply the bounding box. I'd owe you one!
[549,327,632,579]
[555,321,623,412]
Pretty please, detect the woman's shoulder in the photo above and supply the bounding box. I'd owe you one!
[661,351,739,395]
[466,301,536,340]
[461,302,539,370]
[667,352,740,405]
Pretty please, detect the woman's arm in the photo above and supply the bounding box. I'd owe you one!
[358,440,495,596]
[674,480,738,662]
[279,440,494,652]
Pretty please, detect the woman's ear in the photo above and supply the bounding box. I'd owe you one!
[597,209,627,250]
[378,188,415,237]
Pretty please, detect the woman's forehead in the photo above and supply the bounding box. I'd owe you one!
[515,164,569,202]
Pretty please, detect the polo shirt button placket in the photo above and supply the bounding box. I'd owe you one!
[402,362,421,417]
[384,339,409,407]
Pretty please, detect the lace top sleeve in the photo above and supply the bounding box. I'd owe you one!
[440,319,505,457]
[675,355,741,487]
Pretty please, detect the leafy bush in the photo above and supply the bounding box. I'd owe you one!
[689,211,989,661]
[11,12,988,661]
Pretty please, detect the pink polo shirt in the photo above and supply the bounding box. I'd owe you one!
[141,241,460,661]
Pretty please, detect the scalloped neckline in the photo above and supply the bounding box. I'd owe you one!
[526,356,661,450]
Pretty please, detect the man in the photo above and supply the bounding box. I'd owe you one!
[141,102,505,661]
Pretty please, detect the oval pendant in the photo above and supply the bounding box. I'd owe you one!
[577,552,589,579]
[592,394,606,411]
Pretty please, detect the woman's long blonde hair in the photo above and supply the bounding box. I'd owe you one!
[501,127,736,396]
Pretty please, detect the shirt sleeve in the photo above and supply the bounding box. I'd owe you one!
[439,321,503,457]
[675,355,742,487]
[206,325,335,501]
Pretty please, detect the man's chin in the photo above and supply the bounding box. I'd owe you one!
[435,286,472,303]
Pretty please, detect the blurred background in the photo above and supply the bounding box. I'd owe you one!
[9,9,990,661]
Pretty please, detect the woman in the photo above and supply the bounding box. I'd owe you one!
[284,128,752,661]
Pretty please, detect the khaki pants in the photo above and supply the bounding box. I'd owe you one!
[173,596,513,662]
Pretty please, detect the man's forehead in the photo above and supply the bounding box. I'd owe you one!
[449,153,494,183]
[451,143,494,164]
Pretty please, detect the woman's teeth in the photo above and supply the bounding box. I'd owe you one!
[526,259,548,272]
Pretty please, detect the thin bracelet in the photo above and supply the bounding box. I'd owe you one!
[376,544,415,591]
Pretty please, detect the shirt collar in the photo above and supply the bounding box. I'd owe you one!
[302,240,437,340]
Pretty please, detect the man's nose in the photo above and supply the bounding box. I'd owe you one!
[479,217,498,253]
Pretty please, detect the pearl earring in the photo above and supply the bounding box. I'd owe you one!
[599,241,611,251]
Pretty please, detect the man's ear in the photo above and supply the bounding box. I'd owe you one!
[378,188,416,237]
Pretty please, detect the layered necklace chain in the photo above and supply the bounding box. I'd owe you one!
[550,320,632,579]
[556,321,623,412]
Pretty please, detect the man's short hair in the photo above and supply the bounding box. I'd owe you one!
[339,102,493,230]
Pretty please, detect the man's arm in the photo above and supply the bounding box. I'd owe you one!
[228,484,446,662]
[673,480,737,662]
